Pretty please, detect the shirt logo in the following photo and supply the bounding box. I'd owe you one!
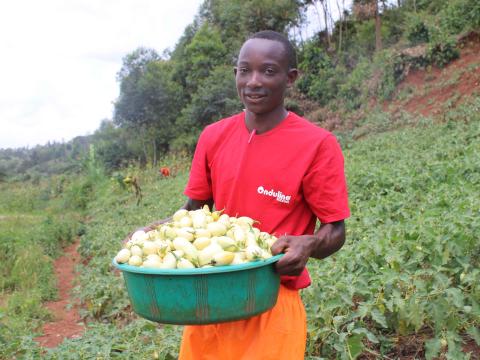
[257,186,292,204]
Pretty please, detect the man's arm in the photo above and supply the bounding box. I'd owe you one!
[271,220,346,276]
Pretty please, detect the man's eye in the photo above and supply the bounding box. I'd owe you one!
[265,68,275,75]
[239,68,249,73]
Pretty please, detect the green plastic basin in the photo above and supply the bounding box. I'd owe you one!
[113,254,282,325]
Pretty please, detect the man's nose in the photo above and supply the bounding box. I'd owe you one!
[246,72,261,88]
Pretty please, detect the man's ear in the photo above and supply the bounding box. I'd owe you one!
[286,68,299,88]
[233,67,238,76]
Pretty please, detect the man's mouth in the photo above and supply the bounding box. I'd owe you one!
[245,93,267,101]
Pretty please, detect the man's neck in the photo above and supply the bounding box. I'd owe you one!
[244,107,289,134]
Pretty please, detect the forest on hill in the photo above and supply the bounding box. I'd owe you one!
[1,0,479,181]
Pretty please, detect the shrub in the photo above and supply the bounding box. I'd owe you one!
[426,31,460,67]
[372,51,404,101]
[439,0,480,34]
[405,13,430,45]
[284,98,303,116]
[338,59,372,110]
[296,41,339,105]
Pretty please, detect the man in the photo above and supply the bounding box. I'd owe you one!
[159,30,349,359]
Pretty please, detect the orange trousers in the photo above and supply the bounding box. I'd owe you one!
[179,285,306,360]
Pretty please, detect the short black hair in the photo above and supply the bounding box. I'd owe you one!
[248,30,297,70]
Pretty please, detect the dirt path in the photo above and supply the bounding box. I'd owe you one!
[34,239,85,348]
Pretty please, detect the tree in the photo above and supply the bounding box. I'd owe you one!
[375,1,382,51]
[334,0,348,52]
[296,40,338,104]
[170,21,201,95]
[114,49,182,166]
[116,47,160,83]
[353,0,382,51]
[202,0,305,56]
[114,48,160,131]
[183,23,227,94]
[302,0,335,48]
[93,120,137,170]
[172,65,242,151]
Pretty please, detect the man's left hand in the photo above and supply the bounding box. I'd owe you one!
[270,221,346,276]
[271,235,316,276]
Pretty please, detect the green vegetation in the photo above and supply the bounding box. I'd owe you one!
[0,149,104,358]
[0,176,87,358]
[303,100,480,359]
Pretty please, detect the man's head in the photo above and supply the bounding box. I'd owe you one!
[248,30,297,70]
[235,30,298,116]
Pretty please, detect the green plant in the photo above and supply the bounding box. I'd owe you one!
[45,321,182,359]
[373,51,404,101]
[284,98,304,115]
[438,0,480,34]
[0,176,85,358]
[338,59,372,110]
[305,111,480,358]
[405,13,430,45]
[396,85,415,102]
[427,37,460,67]
[172,65,242,152]
[296,41,340,106]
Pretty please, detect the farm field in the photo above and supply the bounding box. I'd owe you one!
[2,100,478,359]
[0,177,85,357]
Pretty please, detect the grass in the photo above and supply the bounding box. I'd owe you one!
[437,69,463,88]
[395,85,416,102]
[466,62,480,72]
[0,176,86,359]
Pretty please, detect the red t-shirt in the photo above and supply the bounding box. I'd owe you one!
[185,111,350,289]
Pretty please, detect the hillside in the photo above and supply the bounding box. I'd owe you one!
[298,30,480,139]
[386,31,480,118]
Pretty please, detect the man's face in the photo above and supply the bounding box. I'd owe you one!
[235,38,297,115]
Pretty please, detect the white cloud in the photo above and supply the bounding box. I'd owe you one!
[0,0,203,149]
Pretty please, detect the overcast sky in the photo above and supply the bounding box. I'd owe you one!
[0,0,353,150]
[0,0,204,149]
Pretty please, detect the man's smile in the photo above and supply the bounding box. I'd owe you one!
[244,92,267,102]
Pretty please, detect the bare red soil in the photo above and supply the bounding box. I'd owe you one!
[387,32,480,117]
[34,239,84,348]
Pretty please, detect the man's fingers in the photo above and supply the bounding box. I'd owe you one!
[275,252,291,268]
[274,241,308,276]
[271,237,288,255]
[275,253,303,276]
[275,251,296,272]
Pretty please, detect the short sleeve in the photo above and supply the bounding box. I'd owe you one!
[184,128,213,200]
[302,134,350,223]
